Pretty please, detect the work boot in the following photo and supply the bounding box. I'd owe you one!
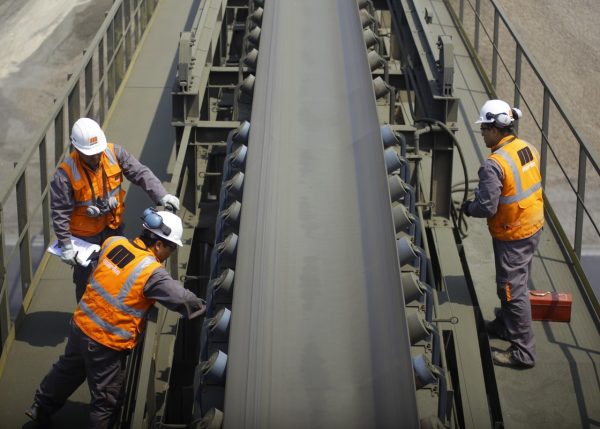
[492,349,534,369]
[485,319,510,341]
[25,402,52,427]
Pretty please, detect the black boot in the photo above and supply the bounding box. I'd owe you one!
[25,402,52,426]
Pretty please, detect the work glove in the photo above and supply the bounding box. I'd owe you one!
[160,194,180,211]
[184,298,207,319]
[461,200,473,217]
[60,242,79,266]
[190,298,207,319]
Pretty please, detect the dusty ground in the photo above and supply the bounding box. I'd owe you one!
[498,0,600,149]
[0,0,113,166]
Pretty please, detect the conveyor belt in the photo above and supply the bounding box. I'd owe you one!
[222,1,418,427]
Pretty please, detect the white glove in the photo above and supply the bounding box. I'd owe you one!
[160,194,180,211]
[60,242,79,266]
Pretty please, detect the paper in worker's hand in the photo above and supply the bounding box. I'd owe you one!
[47,237,101,267]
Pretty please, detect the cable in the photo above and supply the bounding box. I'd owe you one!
[414,118,472,238]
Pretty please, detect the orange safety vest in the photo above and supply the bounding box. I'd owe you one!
[487,136,544,241]
[59,143,126,237]
[73,236,162,351]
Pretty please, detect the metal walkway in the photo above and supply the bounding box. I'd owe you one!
[0,0,199,427]
[421,0,600,426]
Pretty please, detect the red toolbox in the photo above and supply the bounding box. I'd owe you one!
[529,290,572,322]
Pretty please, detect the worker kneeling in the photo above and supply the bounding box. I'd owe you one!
[26,210,205,428]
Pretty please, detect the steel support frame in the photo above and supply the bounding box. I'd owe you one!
[386,0,458,219]
[159,1,243,425]
[171,0,229,125]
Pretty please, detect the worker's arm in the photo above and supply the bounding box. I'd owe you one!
[466,159,504,218]
[114,144,168,203]
[50,168,75,247]
[143,267,205,318]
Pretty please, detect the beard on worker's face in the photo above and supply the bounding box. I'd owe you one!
[81,155,100,168]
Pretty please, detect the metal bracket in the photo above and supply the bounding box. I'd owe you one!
[436,35,454,96]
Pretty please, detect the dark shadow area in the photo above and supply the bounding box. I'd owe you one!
[20,400,88,429]
[53,399,89,427]
[15,311,71,347]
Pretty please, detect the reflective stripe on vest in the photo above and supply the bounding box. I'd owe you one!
[104,146,117,165]
[487,137,544,240]
[74,237,159,350]
[60,143,126,236]
[63,156,81,182]
[117,257,156,300]
[494,148,542,204]
[78,300,133,340]
[87,258,155,320]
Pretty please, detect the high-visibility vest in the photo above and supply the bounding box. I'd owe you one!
[73,236,161,351]
[487,136,544,241]
[59,143,126,237]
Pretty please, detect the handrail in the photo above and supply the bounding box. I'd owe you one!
[445,0,600,261]
[0,0,160,373]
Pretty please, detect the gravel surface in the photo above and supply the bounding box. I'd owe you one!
[497,0,599,152]
[0,0,113,165]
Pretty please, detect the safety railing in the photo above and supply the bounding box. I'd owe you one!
[445,0,600,303]
[0,0,160,368]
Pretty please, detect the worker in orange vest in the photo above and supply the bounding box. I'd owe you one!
[51,117,180,301]
[26,209,205,427]
[462,99,544,369]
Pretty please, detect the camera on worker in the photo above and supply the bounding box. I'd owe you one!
[86,196,119,217]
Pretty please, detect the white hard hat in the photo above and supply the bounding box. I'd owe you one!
[475,99,522,127]
[142,210,183,247]
[70,118,108,155]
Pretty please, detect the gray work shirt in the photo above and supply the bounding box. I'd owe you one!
[144,267,204,317]
[51,144,168,247]
[467,158,504,219]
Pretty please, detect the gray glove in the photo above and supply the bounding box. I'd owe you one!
[190,298,207,319]
[184,298,207,319]
[461,200,473,217]
[60,242,79,266]
[159,194,180,211]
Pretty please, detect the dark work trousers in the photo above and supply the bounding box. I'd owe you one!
[33,320,128,428]
[73,224,124,302]
[492,228,542,366]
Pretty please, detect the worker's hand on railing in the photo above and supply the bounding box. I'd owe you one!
[160,194,180,211]
[60,243,79,266]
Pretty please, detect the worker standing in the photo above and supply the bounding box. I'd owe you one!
[462,99,544,369]
[25,210,206,428]
[51,117,180,301]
